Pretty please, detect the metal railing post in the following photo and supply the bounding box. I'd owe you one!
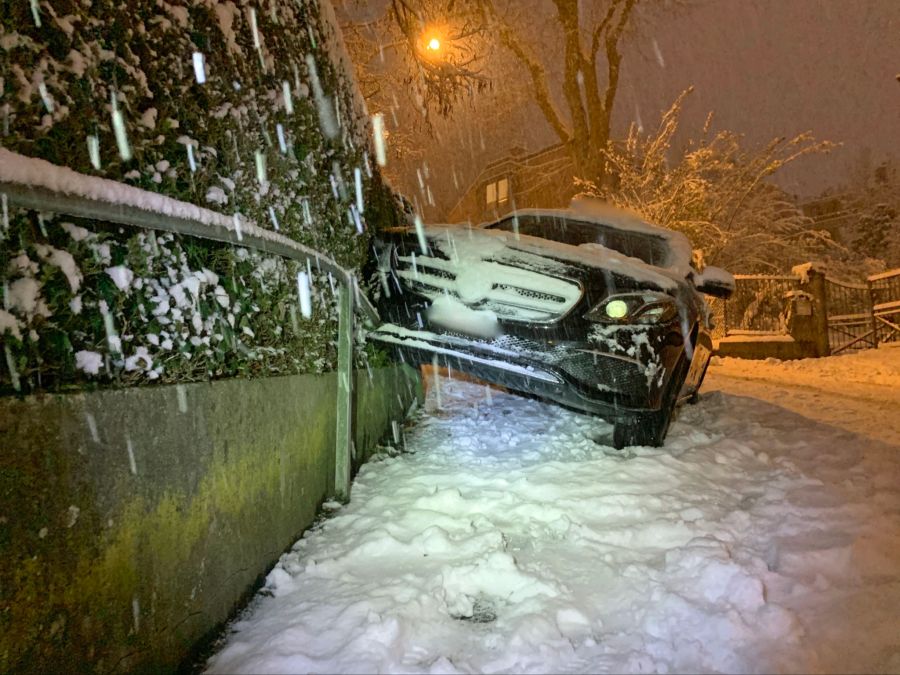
[867,277,880,349]
[334,283,354,502]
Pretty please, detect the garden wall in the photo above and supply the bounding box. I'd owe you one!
[0,364,422,673]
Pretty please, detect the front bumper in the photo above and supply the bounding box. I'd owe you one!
[367,324,669,418]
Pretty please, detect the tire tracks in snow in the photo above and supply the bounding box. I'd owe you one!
[704,369,900,448]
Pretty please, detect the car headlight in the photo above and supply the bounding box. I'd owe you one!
[584,292,678,325]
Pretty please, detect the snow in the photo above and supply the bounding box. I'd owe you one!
[205,186,228,205]
[460,199,695,283]
[207,348,900,674]
[869,268,900,282]
[7,277,49,318]
[74,350,102,375]
[712,348,900,423]
[317,0,371,141]
[124,346,152,372]
[717,334,796,343]
[296,272,312,319]
[397,245,582,323]
[192,52,207,84]
[0,309,23,340]
[139,107,158,130]
[60,221,90,241]
[694,265,735,293]
[426,295,500,339]
[0,148,346,283]
[34,244,82,292]
[105,266,134,292]
[306,53,339,139]
[424,222,682,293]
[212,1,241,57]
[372,113,387,166]
[372,325,560,383]
[790,261,826,284]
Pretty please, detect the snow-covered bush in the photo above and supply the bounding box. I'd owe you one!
[0,0,403,393]
[579,89,840,274]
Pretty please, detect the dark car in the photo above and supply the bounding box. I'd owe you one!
[367,199,734,448]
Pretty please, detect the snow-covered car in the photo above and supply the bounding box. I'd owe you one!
[367,199,734,448]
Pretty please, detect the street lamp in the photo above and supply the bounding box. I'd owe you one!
[420,27,444,57]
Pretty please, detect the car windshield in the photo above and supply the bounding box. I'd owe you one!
[488,214,671,267]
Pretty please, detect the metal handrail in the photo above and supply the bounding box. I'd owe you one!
[0,151,379,323]
[1,149,382,500]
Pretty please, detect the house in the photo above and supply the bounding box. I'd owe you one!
[447,143,577,224]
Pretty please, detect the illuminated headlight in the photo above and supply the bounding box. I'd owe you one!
[585,292,678,325]
[605,299,629,319]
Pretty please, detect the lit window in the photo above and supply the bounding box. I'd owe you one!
[486,182,497,205]
[497,178,509,204]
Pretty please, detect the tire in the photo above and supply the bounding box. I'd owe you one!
[687,357,710,405]
[612,355,687,449]
[612,406,673,449]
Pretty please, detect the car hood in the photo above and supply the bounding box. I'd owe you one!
[419,221,687,293]
[420,200,694,291]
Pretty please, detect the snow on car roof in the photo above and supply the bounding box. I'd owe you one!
[425,225,680,291]
[500,198,693,270]
[425,199,694,291]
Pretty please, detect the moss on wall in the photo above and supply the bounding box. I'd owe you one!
[0,364,421,673]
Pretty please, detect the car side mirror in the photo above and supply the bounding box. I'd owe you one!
[693,266,735,299]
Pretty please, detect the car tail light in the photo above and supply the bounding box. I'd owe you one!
[584,292,678,325]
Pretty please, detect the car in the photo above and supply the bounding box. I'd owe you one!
[366,198,734,448]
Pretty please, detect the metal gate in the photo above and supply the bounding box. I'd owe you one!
[869,269,900,347]
[723,275,800,335]
[825,278,875,353]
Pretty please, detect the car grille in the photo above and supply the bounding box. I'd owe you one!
[555,351,648,392]
[488,334,649,393]
[396,254,582,323]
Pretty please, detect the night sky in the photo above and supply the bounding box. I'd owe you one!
[376,0,900,215]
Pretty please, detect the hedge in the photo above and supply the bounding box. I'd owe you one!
[0,0,402,394]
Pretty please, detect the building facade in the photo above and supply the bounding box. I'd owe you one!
[447,143,577,224]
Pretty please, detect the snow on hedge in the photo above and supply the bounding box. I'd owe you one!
[0,0,397,393]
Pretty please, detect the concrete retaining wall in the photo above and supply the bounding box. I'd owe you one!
[714,337,818,360]
[0,365,421,673]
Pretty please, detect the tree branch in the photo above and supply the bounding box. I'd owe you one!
[553,0,589,157]
[487,4,571,144]
[602,0,636,122]
[590,3,618,58]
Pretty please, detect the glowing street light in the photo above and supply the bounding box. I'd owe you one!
[426,36,441,52]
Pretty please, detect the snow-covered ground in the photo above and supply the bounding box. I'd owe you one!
[206,348,900,674]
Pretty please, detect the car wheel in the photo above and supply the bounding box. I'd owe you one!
[612,355,687,449]
[612,405,673,449]
[687,357,711,405]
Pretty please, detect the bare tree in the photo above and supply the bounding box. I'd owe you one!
[340,0,640,186]
[339,0,491,119]
[488,0,636,185]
